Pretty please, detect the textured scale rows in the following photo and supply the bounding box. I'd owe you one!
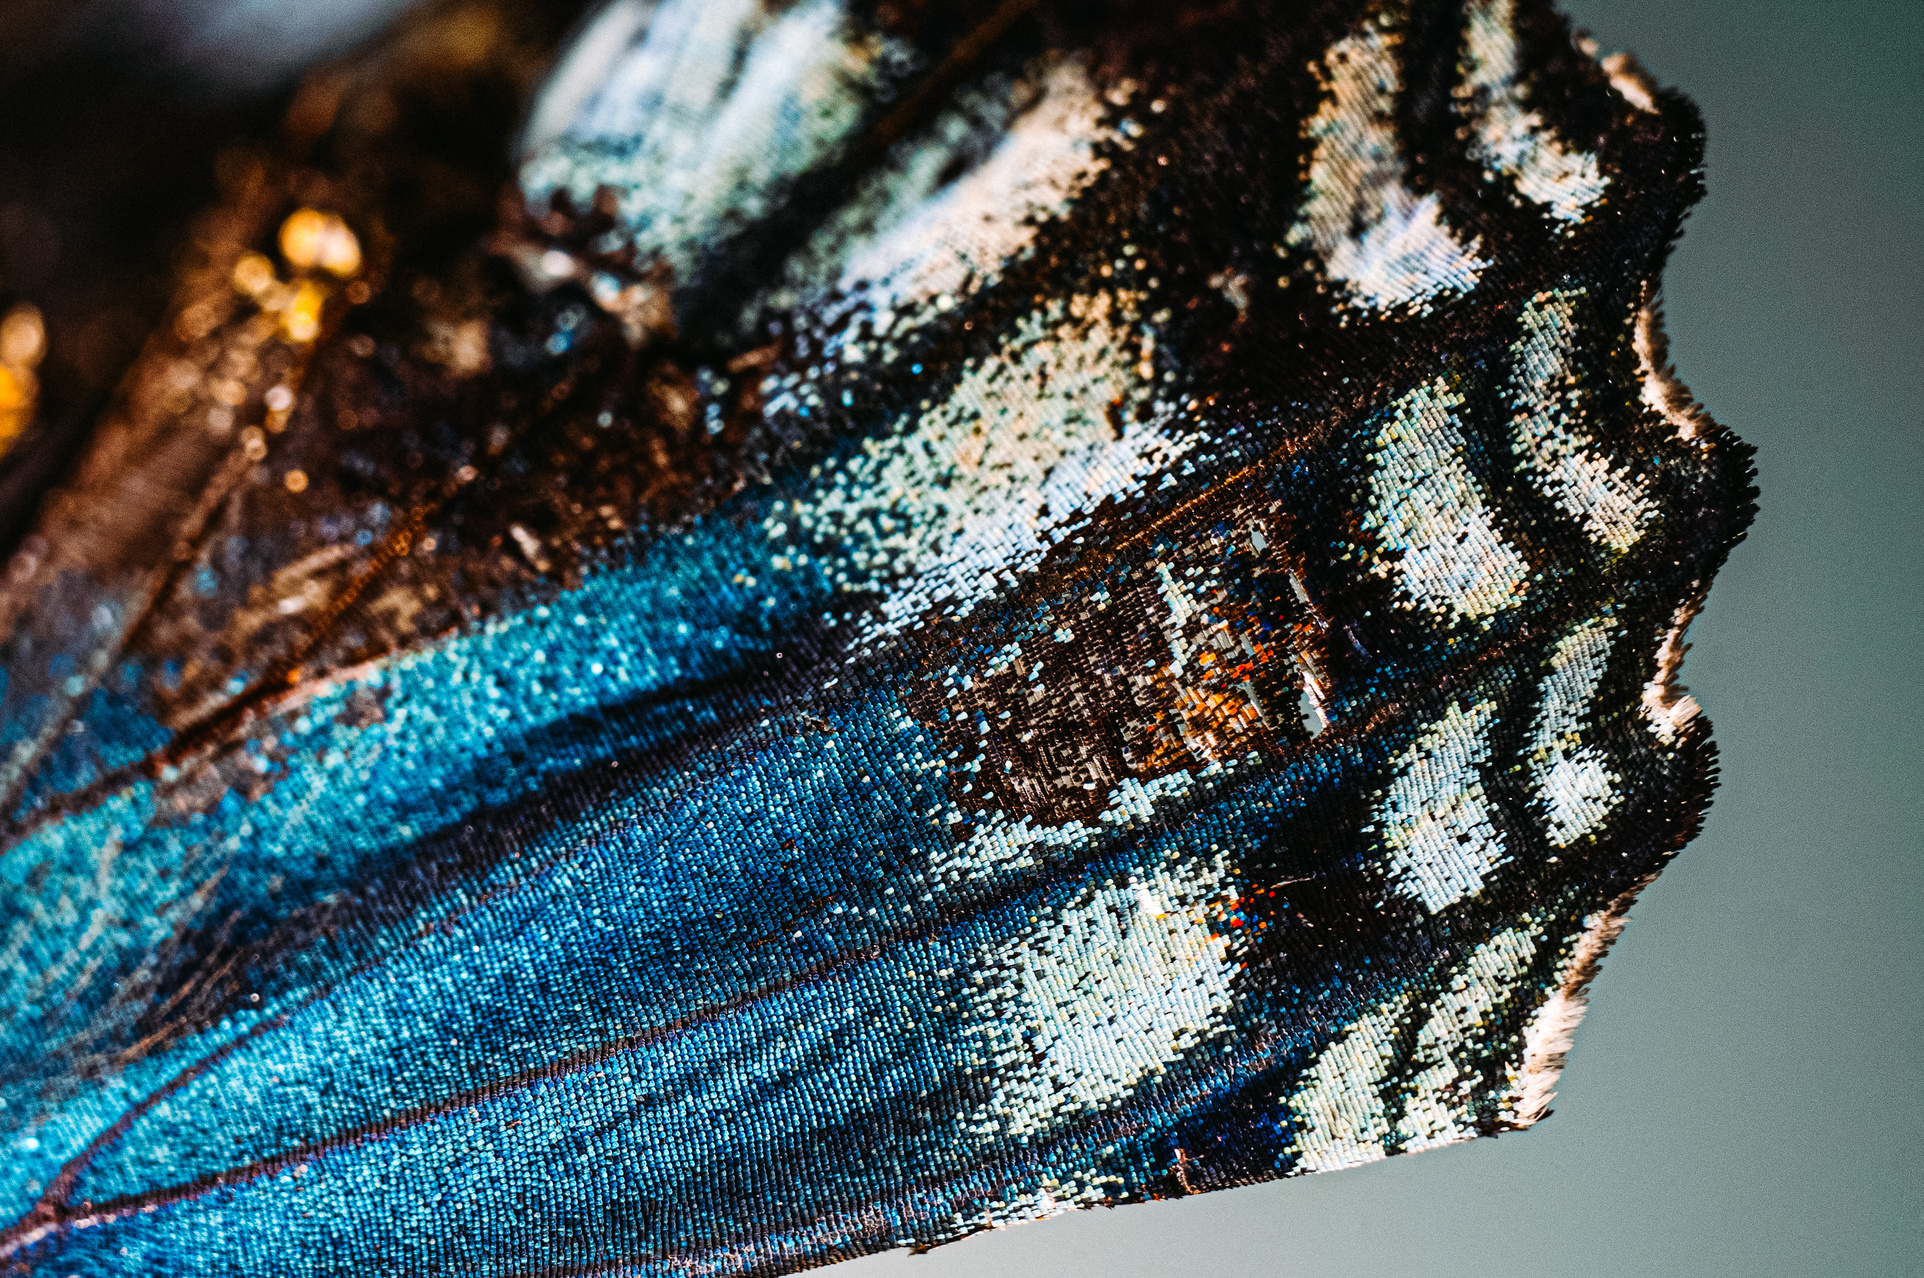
[0,0,1750,1273]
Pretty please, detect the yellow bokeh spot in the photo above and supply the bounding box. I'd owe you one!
[232,252,277,297]
[0,304,45,370]
[0,367,27,454]
[279,208,362,278]
[283,469,310,493]
[283,281,328,343]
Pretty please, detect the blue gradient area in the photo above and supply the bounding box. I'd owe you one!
[15,680,172,815]
[0,341,1605,1273]
[9,731,1423,1276]
[0,438,1454,1268]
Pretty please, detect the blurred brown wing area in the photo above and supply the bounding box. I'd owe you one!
[0,0,749,821]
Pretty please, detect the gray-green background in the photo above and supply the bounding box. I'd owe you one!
[852,2,1924,1274]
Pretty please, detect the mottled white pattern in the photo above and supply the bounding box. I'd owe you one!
[1284,992,1413,1171]
[517,0,659,157]
[959,1177,1111,1233]
[1379,698,1507,912]
[928,770,1204,890]
[1397,926,1540,1149]
[964,850,1237,1139]
[1364,379,1532,625]
[1510,292,1657,553]
[523,0,897,284]
[1529,617,1621,846]
[782,291,1194,641]
[1287,20,1487,310]
[834,57,1116,315]
[1458,0,1609,224]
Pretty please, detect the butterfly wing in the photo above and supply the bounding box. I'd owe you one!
[0,1,1750,1273]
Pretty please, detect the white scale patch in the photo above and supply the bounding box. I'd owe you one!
[523,0,898,284]
[928,770,1205,891]
[1288,17,1487,311]
[1363,379,1532,625]
[1529,616,1621,847]
[784,291,1195,641]
[1396,926,1540,1150]
[832,57,1117,317]
[1510,292,1657,554]
[1287,926,1542,1168]
[963,849,1237,1140]
[1284,990,1413,1171]
[1378,698,1507,912]
[1458,0,1610,224]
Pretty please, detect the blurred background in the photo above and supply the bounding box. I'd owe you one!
[0,0,594,550]
[0,1,1915,1273]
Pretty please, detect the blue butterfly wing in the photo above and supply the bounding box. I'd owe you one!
[0,0,1751,1272]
